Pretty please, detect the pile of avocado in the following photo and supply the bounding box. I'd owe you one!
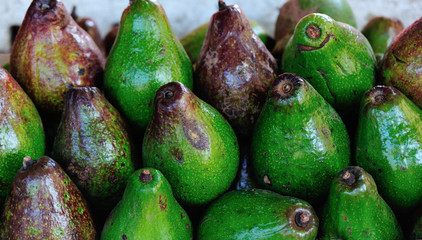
[1,0,422,239]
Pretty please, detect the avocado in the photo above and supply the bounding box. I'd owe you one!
[198,188,318,240]
[181,20,275,66]
[143,81,239,206]
[251,73,350,205]
[194,1,278,137]
[0,67,45,205]
[361,16,404,62]
[379,16,422,109]
[101,168,192,240]
[319,166,403,239]
[0,156,96,239]
[282,13,376,120]
[52,87,135,215]
[104,0,193,131]
[355,85,422,212]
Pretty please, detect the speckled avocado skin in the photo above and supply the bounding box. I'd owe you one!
[142,82,239,206]
[101,168,192,240]
[251,73,350,205]
[0,67,45,204]
[10,0,105,114]
[0,156,96,239]
[198,188,318,240]
[194,2,278,137]
[282,13,376,116]
[379,17,422,109]
[355,86,422,212]
[104,0,193,131]
[52,87,135,211]
[319,166,403,240]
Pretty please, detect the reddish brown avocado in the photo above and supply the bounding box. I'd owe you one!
[379,16,422,109]
[10,0,106,115]
[194,0,278,137]
[0,156,96,239]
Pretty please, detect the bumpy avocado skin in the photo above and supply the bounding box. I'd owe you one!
[355,86,422,212]
[379,17,422,109]
[0,67,45,204]
[275,0,356,42]
[320,166,403,240]
[181,20,274,65]
[0,156,96,239]
[251,73,350,205]
[361,17,404,62]
[104,0,193,131]
[52,87,135,211]
[101,168,192,240]
[198,189,318,240]
[143,82,239,206]
[282,13,376,116]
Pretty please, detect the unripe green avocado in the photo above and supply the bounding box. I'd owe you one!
[319,166,403,240]
[0,67,45,205]
[356,85,422,212]
[143,81,239,206]
[198,188,318,240]
[282,13,376,117]
[104,0,193,131]
[251,73,350,205]
[101,168,192,240]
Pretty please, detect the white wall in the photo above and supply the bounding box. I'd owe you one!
[0,0,421,52]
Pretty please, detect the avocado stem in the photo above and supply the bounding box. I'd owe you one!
[374,94,386,104]
[164,91,174,99]
[140,169,153,183]
[306,25,321,39]
[23,156,36,170]
[218,0,227,11]
[342,171,356,186]
[295,211,310,228]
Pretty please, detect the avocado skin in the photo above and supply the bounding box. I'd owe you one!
[282,13,376,117]
[379,17,422,109]
[361,17,404,62]
[0,67,45,204]
[104,0,193,131]
[9,0,105,115]
[0,156,96,239]
[198,188,318,240]
[143,82,239,206]
[101,168,192,240]
[355,85,422,212]
[52,86,135,212]
[181,20,274,66]
[275,0,357,43]
[319,166,403,240]
[251,73,350,205]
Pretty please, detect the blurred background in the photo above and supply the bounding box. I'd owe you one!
[0,0,421,52]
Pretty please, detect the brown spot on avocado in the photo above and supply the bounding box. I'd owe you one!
[159,195,167,211]
[263,175,271,185]
[181,116,209,150]
[122,234,127,240]
[297,33,333,53]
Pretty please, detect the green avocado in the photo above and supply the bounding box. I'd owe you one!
[361,17,404,62]
[319,166,403,239]
[198,188,318,240]
[101,168,192,240]
[282,13,376,118]
[251,73,350,205]
[181,20,275,65]
[355,85,422,212]
[104,0,193,131]
[142,81,239,206]
[52,87,135,212]
[0,67,45,205]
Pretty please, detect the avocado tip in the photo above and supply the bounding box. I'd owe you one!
[218,0,227,11]
[295,211,310,228]
[306,25,321,39]
[342,171,356,186]
[140,169,153,183]
[23,156,35,170]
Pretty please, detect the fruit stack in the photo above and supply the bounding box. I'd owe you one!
[0,0,421,239]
